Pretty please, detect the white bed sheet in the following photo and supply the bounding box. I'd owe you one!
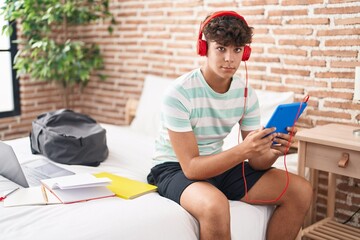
[1,124,274,240]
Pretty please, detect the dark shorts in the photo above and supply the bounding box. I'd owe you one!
[147,161,269,205]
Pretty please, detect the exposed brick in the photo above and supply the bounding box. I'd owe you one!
[167,10,194,17]
[329,0,359,3]
[297,118,313,128]
[268,48,307,56]
[250,74,282,82]
[311,50,358,58]
[335,17,360,25]
[307,90,354,100]
[240,9,265,17]
[253,36,276,44]
[315,71,355,79]
[279,39,320,47]
[307,110,351,119]
[273,28,313,35]
[148,2,173,8]
[208,2,237,8]
[3,131,29,140]
[245,65,267,72]
[331,61,360,69]
[173,1,202,8]
[271,67,310,77]
[251,46,265,54]
[281,0,324,6]
[251,56,280,63]
[242,0,279,6]
[325,101,360,111]
[285,78,328,87]
[317,28,360,36]
[139,41,163,47]
[254,28,269,34]
[331,81,354,89]
[265,85,304,94]
[249,18,282,25]
[286,18,330,25]
[315,119,344,126]
[284,59,326,67]
[268,9,308,17]
[326,39,360,47]
[314,6,360,15]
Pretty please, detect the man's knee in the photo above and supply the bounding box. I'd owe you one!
[288,176,313,211]
[300,179,313,210]
[200,194,230,221]
[201,196,229,215]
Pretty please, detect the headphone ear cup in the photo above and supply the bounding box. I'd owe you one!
[197,39,207,56]
[242,45,251,61]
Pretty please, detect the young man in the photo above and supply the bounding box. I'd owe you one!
[147,11,312,240]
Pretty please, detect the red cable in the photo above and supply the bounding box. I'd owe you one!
[239,62,248,126]
[241,94,309,204]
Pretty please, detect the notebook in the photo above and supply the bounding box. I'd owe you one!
[0,141,74,188]
[41,174,114,204]
[3,174,114,206]
[94,172,157,199]
[4,185,61,207]
[42,174,111,190]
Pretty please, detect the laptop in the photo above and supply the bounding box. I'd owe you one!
[0,141,74,188]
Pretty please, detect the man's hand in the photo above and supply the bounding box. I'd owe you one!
[271,126,298,155]
[241,127,278,160]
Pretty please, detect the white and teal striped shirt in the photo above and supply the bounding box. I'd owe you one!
[153,68,260,165]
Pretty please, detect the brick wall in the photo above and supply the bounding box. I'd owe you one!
[1,0,359,228]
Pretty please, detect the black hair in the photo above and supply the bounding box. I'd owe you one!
[203,15,253,46]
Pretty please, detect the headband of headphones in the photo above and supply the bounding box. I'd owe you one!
[197,11,251,61]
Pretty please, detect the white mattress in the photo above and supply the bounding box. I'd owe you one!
[0,124,278,240]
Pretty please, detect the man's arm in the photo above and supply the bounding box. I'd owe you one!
[242,127,298,170]
[168,127,277,180]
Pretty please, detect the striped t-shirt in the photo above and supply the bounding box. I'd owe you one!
[152,68,260,165]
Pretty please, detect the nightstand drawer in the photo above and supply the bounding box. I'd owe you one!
[305,143,360,178]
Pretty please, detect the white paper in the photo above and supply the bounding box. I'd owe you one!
[41,174,111,190]
[4,186,61,207]
[46,186,115,204]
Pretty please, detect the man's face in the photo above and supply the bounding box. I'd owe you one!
[206,41,244,80]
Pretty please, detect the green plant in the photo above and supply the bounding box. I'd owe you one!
[0,0,115,108]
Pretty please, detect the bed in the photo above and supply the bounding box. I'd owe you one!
[0,75,299,240]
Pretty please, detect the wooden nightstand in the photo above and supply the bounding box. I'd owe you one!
[296,124,360,239]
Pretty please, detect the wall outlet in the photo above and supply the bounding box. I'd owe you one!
[354,67,360,101]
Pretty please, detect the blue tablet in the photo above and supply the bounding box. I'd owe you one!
[265,102,307,134]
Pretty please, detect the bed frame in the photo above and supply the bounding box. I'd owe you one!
[125,98,139,125]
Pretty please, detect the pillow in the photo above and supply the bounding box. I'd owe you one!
[130,75,173,138]
[256,90,294,126]
[223,90,294,150]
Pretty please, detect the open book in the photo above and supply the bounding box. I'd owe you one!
[94,172,157,199]
[1,175,58,207]
[4,186,61,207]
[41,173,111,190]
[41,174,115,204]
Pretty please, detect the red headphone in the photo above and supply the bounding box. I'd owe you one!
[197,11,252,61]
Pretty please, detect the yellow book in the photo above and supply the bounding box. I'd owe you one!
[93,172,157,200]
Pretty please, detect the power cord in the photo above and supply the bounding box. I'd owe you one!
[342,206,360,224]
[241,95,309,203]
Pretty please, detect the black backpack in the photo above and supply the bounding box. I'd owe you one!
[30,109,108,167]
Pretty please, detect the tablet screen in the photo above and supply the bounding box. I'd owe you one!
[265,102,307,134]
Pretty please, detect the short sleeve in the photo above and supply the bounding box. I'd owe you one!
[161,86,193,132]
[240,87,261,131]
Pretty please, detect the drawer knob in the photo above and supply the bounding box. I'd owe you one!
[338,153,349,168]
